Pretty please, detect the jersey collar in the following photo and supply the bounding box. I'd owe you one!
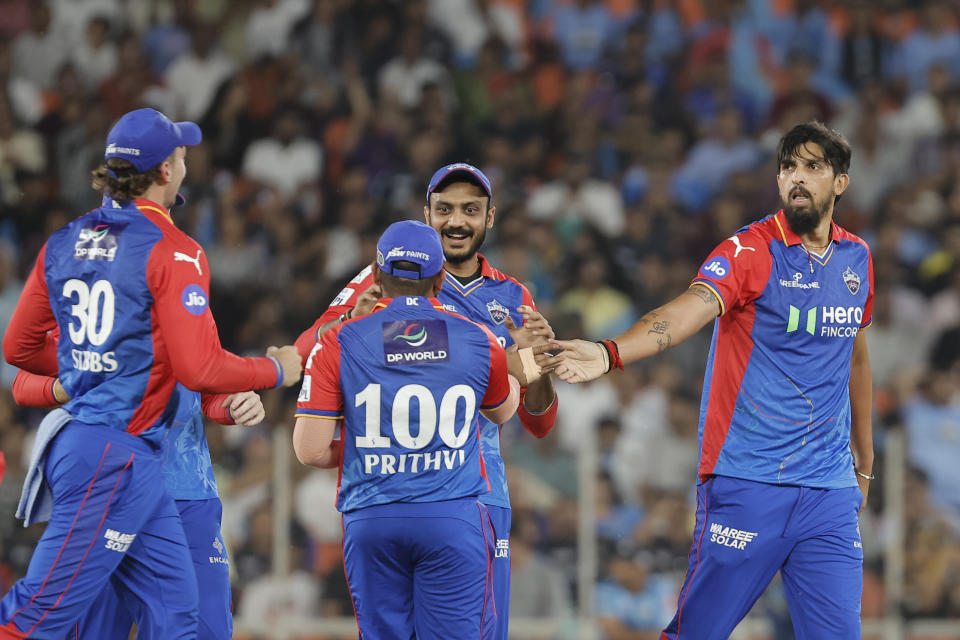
[372,296,446,312]
[773,210,841,247]
[133,198,173,225]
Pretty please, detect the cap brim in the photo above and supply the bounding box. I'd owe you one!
[428,168,492,200]
[174,121,202,146]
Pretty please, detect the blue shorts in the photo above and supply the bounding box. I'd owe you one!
[71,497,231,640]
[342,498,495,640]
[662,476,864,640]
[0,423,198,640]
[485,504,511,640]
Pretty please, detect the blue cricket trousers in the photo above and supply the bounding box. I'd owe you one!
[0,423,198,639]
[342,498,495,640]
[662,475,864,640]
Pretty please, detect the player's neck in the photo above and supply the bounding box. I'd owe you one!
[443,255,481,278]
[138,185,171,213]
[799,215,833,252]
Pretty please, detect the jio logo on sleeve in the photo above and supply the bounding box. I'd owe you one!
[181,284,209,315]
[700,256,731,280]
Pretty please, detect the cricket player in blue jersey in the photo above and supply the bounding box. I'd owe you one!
[1,108,302,639]
[296,164,558,638]
[543,122,874,639]
[294,220,525,639]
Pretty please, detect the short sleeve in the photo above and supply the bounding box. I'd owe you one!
[691,231,772,315]
[296,327,344,419]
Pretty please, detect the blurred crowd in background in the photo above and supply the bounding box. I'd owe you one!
[1,0,960,637]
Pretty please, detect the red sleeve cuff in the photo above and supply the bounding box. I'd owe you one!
[12,370,60,408]
[517,392,558,438]
[201,393,234,425]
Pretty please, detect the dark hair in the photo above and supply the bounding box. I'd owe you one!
[379,261,438,296]
[776,121,852,176]
[91,158,162,202]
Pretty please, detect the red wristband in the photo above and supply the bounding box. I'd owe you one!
[600,339,623,372]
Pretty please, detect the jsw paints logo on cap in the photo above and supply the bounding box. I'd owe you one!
[181,284,208,315]
[105,143,141,156]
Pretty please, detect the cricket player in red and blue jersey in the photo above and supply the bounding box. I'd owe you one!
[296,164,557,638]
[1,108,302,639]
[544,122,874,638]
[294,220,521,639]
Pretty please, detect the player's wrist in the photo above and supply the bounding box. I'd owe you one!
[598,339,623,373]
[269,356,284,388]
[855,469,875,480]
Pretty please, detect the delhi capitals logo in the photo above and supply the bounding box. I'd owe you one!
[393,323,428,347]
[842,266,861,295]
[486,299,509,325]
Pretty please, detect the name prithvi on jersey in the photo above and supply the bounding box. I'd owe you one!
[363,449,466,475]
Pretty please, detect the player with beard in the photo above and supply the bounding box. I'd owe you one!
[538,122,874,639]
[296,164,557,639]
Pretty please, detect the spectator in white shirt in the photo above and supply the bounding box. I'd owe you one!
[242,107,322,196]
[165,22,236,122]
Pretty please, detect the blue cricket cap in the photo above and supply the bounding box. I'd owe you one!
[426,163,492,202]
[104,108,202,172]
[376,221,445,280]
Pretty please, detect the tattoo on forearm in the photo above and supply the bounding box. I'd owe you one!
[688,286,716,305]
[648,320,669,335]
[656,333,672,353]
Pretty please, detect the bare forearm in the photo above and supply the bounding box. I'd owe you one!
[615,286,720,364]
[522,375,555,413]
[849,355,873,473]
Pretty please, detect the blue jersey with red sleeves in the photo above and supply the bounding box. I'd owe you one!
[3,197,279,447]
[297,255,540,509]
[296,295,512,513]
[691,210,873,489]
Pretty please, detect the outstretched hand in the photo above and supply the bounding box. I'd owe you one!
[505,306,555,349]
[534,339,608,384]
[506,343,559,386]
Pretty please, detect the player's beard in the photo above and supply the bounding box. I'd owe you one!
[440,225,487,266]
[782,187,829,236]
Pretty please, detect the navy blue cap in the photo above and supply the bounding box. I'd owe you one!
[104,108,202,172]
[376,221,444,280]
[426,163,492,202]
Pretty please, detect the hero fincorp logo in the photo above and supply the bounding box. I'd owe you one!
[786,305,863,337]
[75,222,124,261]
[700,256,730,279]
[383,319,449,365]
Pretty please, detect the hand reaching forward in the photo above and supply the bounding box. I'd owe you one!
[266,345,303,387]
[223,391,265,427]
[535,340,609,384]
[505,305,555,349]
[506,343,558,386]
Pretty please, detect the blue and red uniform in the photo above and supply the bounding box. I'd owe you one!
[297,295,513,639]
[296,254,557,638]
[1,197,280,639]
[661,210,873,639]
